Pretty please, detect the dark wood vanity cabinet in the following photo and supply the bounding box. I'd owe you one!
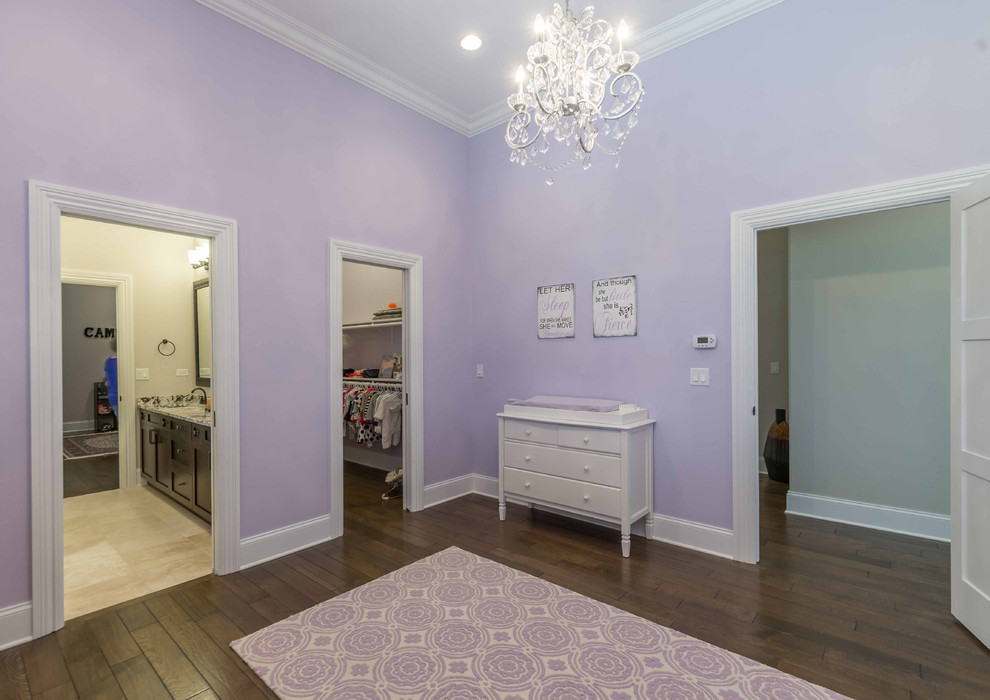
[139,409,211,522]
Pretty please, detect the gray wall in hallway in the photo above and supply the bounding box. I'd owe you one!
[62,284,116,429]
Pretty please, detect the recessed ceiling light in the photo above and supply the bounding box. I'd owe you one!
[460,34,482,51]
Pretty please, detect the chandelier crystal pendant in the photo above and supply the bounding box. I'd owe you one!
[505,2,645,185]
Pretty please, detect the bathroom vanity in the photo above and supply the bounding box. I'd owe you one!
[139,404,211,522]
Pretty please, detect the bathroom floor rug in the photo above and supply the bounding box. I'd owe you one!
[231,546,846,699]
[63,431,118,460]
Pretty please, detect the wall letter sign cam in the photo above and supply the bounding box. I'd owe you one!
[593,275,637,338]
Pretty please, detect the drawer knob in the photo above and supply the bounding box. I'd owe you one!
[525,455,531,462]
[524,482,531,489]
[525,430,532,436]
[583,437,590,444]
[583,465,590,472]
[583,495,590,502]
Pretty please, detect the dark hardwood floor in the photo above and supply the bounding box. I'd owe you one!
[63,454,119,499]
[3,465,988,699]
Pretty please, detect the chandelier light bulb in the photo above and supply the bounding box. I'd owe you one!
[504,3,645,181]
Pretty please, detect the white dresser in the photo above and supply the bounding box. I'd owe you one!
[497,405,655,557]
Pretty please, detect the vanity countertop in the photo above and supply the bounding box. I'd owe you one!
[139,395,211,426]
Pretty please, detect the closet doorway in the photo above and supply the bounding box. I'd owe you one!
[328,241,425,538]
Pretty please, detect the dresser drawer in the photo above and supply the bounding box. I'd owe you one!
[557,425,621,454]
[504,468,620,518]
[503,441,620,488]
[504,419,557,446]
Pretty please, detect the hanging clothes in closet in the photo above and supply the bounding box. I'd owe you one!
[342,381,402,449]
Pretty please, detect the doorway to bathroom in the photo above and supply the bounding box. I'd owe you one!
[59,216,215,620]
[29,181,241,639]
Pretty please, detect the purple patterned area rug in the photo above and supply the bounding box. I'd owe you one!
[231,547,847,699]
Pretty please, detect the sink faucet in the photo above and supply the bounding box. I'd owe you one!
[190,388,207,405]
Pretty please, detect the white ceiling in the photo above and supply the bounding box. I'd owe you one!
[195,0,785,135]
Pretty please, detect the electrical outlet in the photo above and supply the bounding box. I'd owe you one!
[690,368,710,386]
[476,364,484,378]
[770,361,780,375]
[136,368,150,381]
[176,368,189,377]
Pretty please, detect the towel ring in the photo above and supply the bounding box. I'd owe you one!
[158,339,176,357]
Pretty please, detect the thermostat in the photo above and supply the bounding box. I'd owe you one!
[693,334,717,349]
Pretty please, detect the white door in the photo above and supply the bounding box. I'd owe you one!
[951,174,990,649]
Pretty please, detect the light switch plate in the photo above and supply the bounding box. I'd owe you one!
[690,368,710,386]
[136,368,150,381]
[176,368,189,377]
[770,361,780,375]
[476,364,484,377]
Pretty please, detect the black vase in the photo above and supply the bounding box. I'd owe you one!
[763,408,789,483]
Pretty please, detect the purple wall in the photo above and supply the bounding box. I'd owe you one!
[0,0,474,608]
[467,0,990,529]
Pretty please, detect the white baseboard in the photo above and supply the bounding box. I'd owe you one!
[759,457,768,475]
[63,420,95,434]
[239,514,336,569]
[459,474,736,560]
[344,444,400,472]
[650,513,736,560]
[786,491,950,542]
[423,474,477,508]
[0,602,32,651]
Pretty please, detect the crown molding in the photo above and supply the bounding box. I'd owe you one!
[194,0,788,138]
[193,0,474,135]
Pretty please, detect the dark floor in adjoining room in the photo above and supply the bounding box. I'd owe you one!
[2,466,988,699]
[63,454,118,499]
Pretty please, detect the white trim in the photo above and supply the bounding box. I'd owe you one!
[343,444,400,472]
[192,0,787,137]
[786,491,950,542]
[472,474,734,559]
[63,420,96,434]
[650,513,736,560]
[423,475,477,508]
[61,270,138,489]
[239,515,336,569]
[328,240,425,542]
[0,603,32,652]
[29,181,241,640]
[730,164,990,564]
[193,0,472,135]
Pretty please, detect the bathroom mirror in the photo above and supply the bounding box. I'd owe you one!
[193,279,211,387]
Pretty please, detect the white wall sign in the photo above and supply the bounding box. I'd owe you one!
[537,283,575,339]
[593,275,637,337]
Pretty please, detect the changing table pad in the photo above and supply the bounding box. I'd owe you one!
[506,396,622,413]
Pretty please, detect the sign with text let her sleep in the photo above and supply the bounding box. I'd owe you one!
[593,275,637,337]
[537,283,575,338]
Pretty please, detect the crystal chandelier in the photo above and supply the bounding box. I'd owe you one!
[505,2,645,185]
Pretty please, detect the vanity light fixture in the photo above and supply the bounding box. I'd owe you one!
[505,2,645,184]
[187,243,210,271]
[461,34,483,51]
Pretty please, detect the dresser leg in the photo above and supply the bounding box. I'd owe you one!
[498,501,506,521]
[645,513,654,540]
[621,535,631,558]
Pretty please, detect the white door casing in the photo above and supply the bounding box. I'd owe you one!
[730,164,990,564]
[327,240,425,540]
[950,174,990,649]
[29,181,241,638]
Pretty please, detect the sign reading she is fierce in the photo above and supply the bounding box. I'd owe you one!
[537,283,575,339]
[593,275,637,337]
[84,327,116,338]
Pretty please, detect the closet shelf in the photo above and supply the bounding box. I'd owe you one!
[343,377,403,384]
[343,321,402,330]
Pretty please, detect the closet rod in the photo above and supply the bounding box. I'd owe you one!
[343,321,402,329]
[342,377,402,385]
